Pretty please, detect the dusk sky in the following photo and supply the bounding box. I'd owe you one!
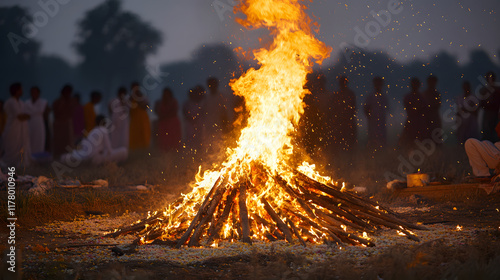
[1,0,499,67]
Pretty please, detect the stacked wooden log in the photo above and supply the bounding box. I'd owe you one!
[106,167,426,247]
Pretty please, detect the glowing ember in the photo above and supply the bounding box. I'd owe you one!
[107,0,424,248]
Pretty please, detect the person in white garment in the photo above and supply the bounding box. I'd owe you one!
[108,87,130,149]
[60,115,128,166]
[25,86,49,154]
[1,83,31,167]
[465,137,500,177]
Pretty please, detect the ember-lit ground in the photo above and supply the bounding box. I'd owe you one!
[2,147,500,279]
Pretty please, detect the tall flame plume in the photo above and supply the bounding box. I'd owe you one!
[108,0,424,247]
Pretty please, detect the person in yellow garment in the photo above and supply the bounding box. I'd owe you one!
[129,83,151,150]
[83,91,102,135]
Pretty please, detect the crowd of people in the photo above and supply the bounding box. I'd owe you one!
[1,72,499,178]
[0,77,232,168]
[300,71,500,160]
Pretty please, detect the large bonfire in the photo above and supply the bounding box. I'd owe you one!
[108,0,424,247]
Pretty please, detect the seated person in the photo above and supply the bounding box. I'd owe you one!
[61,115,128,165]
[465,123,500,177]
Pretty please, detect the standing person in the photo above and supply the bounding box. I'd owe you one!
[183,86,206,150]
[25,86,49,154]
[53,84,75,158]
[72,94,85,144]
[1,83,31,167]
[129,83,151,150]
[155,87,182,151]
[480,71,500,142]
[331,75,357,152]
[422,75,442,140]
[83,91,102,135]
[364,77,389,151]
[109,87,130,149]
[204,77,229,142]
[456,81,479,144]
[400,78,427,150]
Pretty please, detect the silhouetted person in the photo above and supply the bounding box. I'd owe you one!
[456,81,479,144]
[72,94,85,144]
[129,82,151,150]
[364,77,389,151]
[25,86,49,154]
[423,75,442,140]
[61,115,128,165]
[155,87,181,151]
[400,78,426,150]
[300,72,326,156]
[204,77,229,142]
[109,87,130,149]
[53,84,75,158]
[331,75,357,152]
[480,71,500,142]
[1,83,31,167]
[183,85,206,150]
[84,91,102,135]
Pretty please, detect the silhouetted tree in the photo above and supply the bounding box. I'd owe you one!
[0,6,40,92]
[73,0,162,95]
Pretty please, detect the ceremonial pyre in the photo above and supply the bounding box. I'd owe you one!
[107,0,424,247]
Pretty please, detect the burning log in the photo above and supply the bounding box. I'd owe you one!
[239,182,252,244]
[206,188,239,244]
[261,197,294,243]
[175,176,223,248]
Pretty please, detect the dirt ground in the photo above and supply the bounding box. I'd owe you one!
[1,187,499,280]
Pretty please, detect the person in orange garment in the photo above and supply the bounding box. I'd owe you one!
[129,82,151,150]
[83,91,102,135]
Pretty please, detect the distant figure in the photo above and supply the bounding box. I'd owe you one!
[400,78,426,150]
[456,81,479,144]
[480,71,500,142]
[109,87,130,149]
[25,86,49,154]
[53,84,75,157]
[61,115,128,166]
[364,77,388,150]
[204,77,229,142]
[83,91,102,135]
[155,88,182,151]
[72,94,85,144]
[422,75,442,140]
[300,72,326,156]
[183,86,206,149]
[331,75,357,152]
[129,83,151,150]
[1,83,30,167]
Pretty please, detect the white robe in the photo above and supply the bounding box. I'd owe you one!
[1,97,30,167]
[25,98,47,154]
[61,126,128,165]
[109,97,130,149]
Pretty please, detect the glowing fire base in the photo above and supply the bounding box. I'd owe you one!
[107,164,425,248]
